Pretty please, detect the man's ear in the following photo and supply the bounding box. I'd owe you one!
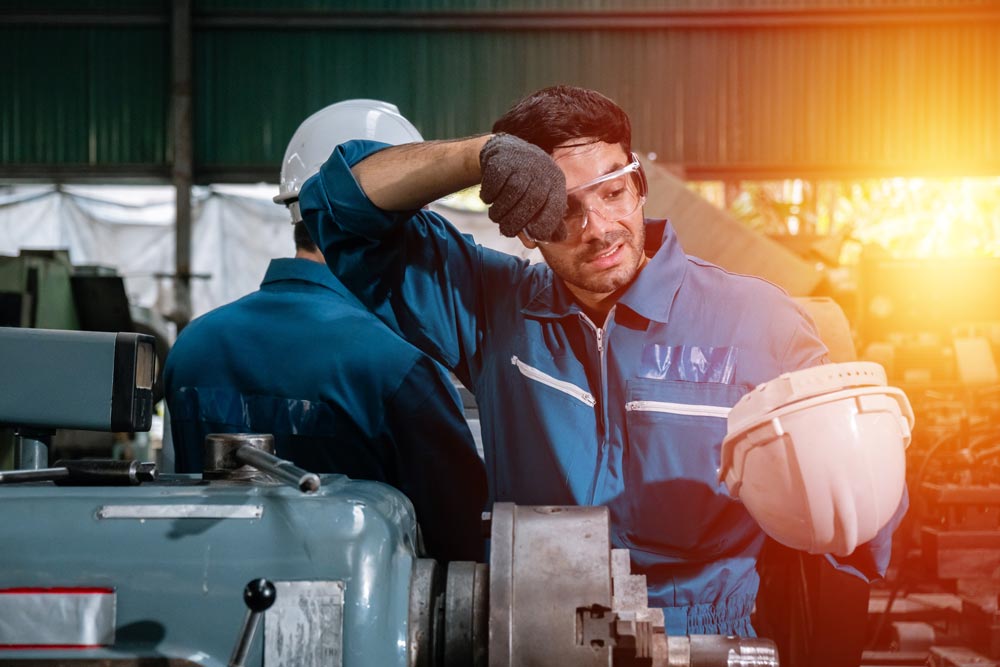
[517,231,538,250]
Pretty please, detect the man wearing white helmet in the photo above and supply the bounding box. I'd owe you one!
[298,86,907,638]
[163,100,487,563]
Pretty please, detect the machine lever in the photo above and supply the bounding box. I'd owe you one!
[235,445,321,493]
[0,459,157,485]
[54,459,158,485]
[228,578,276,667]
[0,467,70,483]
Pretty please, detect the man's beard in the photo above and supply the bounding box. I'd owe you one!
[542,225,646,297]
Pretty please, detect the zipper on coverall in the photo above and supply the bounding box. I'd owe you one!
[581,306,615,505]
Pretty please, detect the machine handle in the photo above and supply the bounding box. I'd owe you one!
[235,446,321,493]
[0,460,157,485]
[0,467,70,483]
[228,578,276,667]
[54,459,157,485]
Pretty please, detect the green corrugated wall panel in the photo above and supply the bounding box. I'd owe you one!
[196,29,645,167]
[196,22,1000,177]
[0,26,169,166]
[196,29,572,167]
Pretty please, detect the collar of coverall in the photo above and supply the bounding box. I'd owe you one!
[520,219,684,325]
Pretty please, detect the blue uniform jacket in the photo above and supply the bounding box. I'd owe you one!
[164,257,487,562]
[300,141,904,635]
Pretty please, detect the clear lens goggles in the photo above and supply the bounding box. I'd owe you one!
[528,156,645,244]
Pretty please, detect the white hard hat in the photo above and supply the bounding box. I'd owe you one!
[719,362,913,557]
[274,99,424,222]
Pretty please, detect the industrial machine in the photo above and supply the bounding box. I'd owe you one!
[843,257,1000,667]
[0,327,778,666]
[0,249,172,466]
[860,381,1000,667]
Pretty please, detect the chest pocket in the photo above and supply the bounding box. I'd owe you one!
[620,378,749,561]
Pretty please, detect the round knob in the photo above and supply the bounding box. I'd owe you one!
[243,578,276,613]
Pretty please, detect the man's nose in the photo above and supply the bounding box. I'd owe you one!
[579,206,616,242]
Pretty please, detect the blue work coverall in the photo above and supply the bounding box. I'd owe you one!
[300,141,902,635]
[164,257,487,562]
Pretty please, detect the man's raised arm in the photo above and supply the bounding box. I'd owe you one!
[352,133,568,243]
[351,136,491,212]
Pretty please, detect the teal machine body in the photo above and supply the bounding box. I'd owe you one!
[0,475,419,666]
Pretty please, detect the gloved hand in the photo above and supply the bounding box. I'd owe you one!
[479,133,567,242]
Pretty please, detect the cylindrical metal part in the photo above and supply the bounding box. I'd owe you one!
[14,431,50,471]
[408,559,443,667]
[487,504,515,667]
[53,459,158,485]
[203,433,275,482]
[683,635,780,666]
[443,561,488,667]
[203,434,320,492]
[228,607,260,667]
[488,504,614,667]
[667,636,692,666]
[471,563,488,667]
[0,466,69,484]
[891,621,936,653]
[235,446,320,493]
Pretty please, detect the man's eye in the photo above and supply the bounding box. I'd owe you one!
[604,188,626,201]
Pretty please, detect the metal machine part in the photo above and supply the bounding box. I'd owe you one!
[230,579,276,667]
[0,466,70,483]
[0,327,156,434]
[488,504,615,665]
[0,474,418,666]
[53,459,157,485]
[0,327,156,471]
[264,580,346,667]
[0,459,157,485]
[411,503,780,667]
[202,433,321,493]
[0,587,116,648]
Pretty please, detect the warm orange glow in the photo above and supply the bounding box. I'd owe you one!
[826,178,1000,263]
[688,177,1000,264]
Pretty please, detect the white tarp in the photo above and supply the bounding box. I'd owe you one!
[0,184,533,332]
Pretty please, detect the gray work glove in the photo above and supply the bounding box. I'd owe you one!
[479,133,567,242]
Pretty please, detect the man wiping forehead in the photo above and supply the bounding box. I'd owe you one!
[299,85,904,635]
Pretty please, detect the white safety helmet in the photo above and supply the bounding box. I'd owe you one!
[274,99,424,222]
[719,362,913,557]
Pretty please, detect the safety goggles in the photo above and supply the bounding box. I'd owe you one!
[527,155,646,245]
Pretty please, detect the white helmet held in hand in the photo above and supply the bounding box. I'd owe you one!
[719,362,913,557]
[274,99,424,222]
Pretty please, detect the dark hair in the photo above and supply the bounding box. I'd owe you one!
[293,221,318,252]
[492,85,632,155]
